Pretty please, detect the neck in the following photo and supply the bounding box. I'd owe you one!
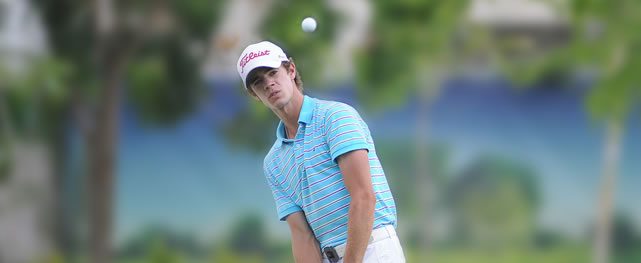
[274,91,304,139]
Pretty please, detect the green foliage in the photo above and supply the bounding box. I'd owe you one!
[208,213,292,263]
[32,0,95,96]
[0,66,11,180]
[171,0,226,40]
[411,246,590,263]
[208,248,265,263]
[226,214,267,255]
[356,0,469,109]
[0,154,8,182]
[33,0,222,126]
[376,141,449,217]
[145,238,184,263]
[3,58,73,139]
[586,59,641,123]
[221,95,277,151]
[34,251,66,263]
[127,37,203,125]
[610,213,641,253]
[573,0,641,122]
[119,225,204,259]
[9,58,73,105]
[499,0,641,122]
[261,0,338,86]
[0,127,11,182]
[496,46,573,88]
[25,0,222,261]
[447,155,539,247]
[534,229,567,249]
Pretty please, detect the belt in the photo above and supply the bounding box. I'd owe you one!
[322,225,397,262]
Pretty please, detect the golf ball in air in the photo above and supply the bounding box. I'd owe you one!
[302,17,317,32]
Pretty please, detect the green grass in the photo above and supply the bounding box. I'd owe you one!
[42,247,640,263]
[407,247,590,263]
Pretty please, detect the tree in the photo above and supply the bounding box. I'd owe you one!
[610,213,641,254]
[446,156,540,247]
[227,214,268,255]
[488,1,641,262]
[0,57,73,262]
[0,65,14,182]
[145,238,184,263]
[31,0,224,262]
[261,0,338,86]
[119,225,204,260]
[355,0,470,250]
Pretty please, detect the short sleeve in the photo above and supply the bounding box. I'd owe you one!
[264,164,302,221]
[324,103,371,162]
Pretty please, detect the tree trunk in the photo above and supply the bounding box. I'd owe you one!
[88,0,123,262]
[50,107,74,258]
[0,86,14,142]
[592,120,623,263]
[88,66,123,263]
[0,86,14,183]
[416,87,431,251]
[415,70,439,253]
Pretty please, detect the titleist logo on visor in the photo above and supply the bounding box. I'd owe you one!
[239,50,270,73]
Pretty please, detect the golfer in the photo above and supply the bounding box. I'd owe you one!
[237,40,405,263]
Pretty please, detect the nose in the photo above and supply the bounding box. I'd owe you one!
[264,77,276,90]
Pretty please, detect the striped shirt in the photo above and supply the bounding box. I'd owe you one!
[263,95,397,249]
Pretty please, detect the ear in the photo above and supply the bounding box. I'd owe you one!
[288,61,297,79]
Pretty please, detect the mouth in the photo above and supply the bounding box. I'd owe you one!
[268,91,280,99]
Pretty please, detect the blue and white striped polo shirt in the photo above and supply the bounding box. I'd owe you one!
[263,95,397,249]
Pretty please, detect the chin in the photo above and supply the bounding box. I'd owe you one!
[268,96,288,108]
[270,101,287,110]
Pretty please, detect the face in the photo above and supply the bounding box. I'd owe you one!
[247,64,298,110]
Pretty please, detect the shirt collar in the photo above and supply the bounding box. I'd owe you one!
[298,95,314,124]
[275,95,314,147]
[275,121,287,147]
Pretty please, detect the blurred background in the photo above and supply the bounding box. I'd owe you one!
[0,0,640,262]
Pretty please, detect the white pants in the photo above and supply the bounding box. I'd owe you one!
[322,231,406,263]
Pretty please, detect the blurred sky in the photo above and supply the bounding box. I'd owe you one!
[113,76,641,245]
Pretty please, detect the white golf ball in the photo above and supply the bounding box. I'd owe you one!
[301,17,317,32]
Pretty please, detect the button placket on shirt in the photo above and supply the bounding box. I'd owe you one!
[294,124,306,186]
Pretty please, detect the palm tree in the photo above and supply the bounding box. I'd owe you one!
[580,4,641,258]
[487,1,641,262]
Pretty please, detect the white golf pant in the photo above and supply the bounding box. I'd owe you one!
[322,225,406,263]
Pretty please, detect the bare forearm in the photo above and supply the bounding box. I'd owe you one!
[343,196,375,263]
[291,233,322,263]
[287,211,322,263]
[336,149,376,263]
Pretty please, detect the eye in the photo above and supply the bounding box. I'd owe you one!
[251,78,263,88]
[268,69,278,76]
[249,77,263,87]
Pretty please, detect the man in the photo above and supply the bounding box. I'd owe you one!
[237,41,405,263]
